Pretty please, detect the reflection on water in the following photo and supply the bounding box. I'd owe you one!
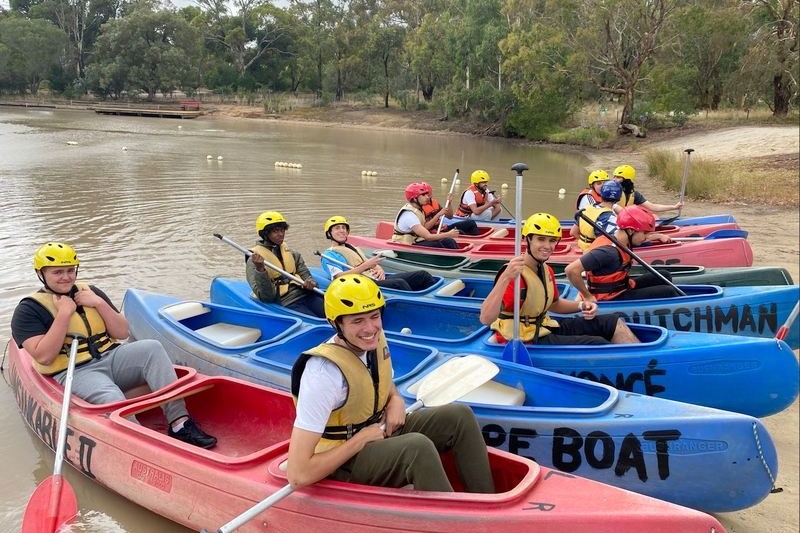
[0,108,588,532]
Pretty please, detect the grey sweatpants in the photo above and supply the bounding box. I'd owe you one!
[53,339,188,424]
[330,403,495,493]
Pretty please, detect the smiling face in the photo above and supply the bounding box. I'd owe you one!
[337,309,383,352]
[329,223,349,243]
[526,235,559,262]
[40,266,78,294]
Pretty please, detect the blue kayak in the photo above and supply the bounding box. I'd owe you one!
[309,270,800,349]
[121,287,779,513]
[205,278,798,417]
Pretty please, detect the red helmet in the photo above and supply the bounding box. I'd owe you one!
[616,206,655,232]
[405,182,430,201]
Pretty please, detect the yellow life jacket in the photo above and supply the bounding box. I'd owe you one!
[27,283,119,375]
[327,244,380,280]
[391,204,425,245]
[490,265,560,342]
[292,335,393,454]
[577,204,614,250]
[252,243,298,297]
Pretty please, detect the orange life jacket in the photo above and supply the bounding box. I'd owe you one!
[455,185,486,217]
[585,235,634,300]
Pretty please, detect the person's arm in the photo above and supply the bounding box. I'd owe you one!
[73,286,129,339]
[470,192,502,216]
[479,259,521,325]
[564,258,595,302]
[246,254,278,302]
[639,199,683,213]
[18,295,74,366]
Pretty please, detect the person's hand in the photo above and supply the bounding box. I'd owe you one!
[648,233,673,244]
[356,424,386,445]
[251,252,266,273]
[501,254,526,282]
[72,286,103,309]
[53,293,77,316]
[444,229,459,238]
[382,395,407,436]
[674,201,684,210]
[492,196,502,205]
[363,255,383,269]
[303,278,317,290]
[578,299,598,320]
[372,264,386,280]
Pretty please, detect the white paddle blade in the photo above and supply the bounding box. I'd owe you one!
[415,355,499,408]
[374,249,397,258]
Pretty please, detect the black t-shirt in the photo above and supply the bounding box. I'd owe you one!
[580,246,624,276]
[10,286,117,347]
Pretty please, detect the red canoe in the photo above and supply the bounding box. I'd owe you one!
[349,222,753,267]
[7,341,728,533]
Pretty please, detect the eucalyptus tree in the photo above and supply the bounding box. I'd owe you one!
[359,0,406,107]
[739,0,798,116]
[86,4,202,99]
[0,16,66,94]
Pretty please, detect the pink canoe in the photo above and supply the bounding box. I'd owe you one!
[8,341,727,533]
[350,222,753,267]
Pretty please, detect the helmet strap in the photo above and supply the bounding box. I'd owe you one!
[36,267,78,296]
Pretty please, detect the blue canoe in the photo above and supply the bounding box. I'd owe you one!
[205,278,798,417]
[309,270,800,349]
[121,287,779,513]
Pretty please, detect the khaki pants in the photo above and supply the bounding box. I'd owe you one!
[330,403,495,493]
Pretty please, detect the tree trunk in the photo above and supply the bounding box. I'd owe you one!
[773,73,790,117]
[620,86,634,125]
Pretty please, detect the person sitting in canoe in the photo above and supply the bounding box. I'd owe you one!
[391,182,461,249]
[287,274,496,493]
[321,215,437,291]
[418,182,480,235]
[564,206,682,302]
[574,169,610,210]
[247,211,325,318]
[479,213,640,345]
[11,242,217,449]
[454,170,503,221]
[612,164,683,214]
[570,180,621,250]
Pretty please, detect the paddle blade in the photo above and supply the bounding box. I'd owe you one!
[501,339,533,366]
[22,475,77,533]
[415,355,499,408]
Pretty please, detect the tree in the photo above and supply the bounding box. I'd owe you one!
[86,5,202,99]
[0,16,66,94]
[740,0,798,116]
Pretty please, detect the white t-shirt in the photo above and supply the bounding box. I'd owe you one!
[397,210,423,234]
[461,189,497,220]
[294,338,379,434]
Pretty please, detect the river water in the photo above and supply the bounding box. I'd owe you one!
[0,107,590,532]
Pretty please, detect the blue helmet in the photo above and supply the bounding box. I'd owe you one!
[600,180,623,202]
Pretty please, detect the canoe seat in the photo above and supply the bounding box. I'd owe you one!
[489,228,509,239]
[407,377,525,406]
[195,323,261,347]
[436,279,465,297]
[162,302,211,321]
[459,380,526,406]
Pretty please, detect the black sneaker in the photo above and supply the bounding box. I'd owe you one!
[168,418,217,449]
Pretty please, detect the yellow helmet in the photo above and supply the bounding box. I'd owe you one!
[324,215,349,238]
[613,165,636,181]
[324,274,385,323]
[521,213,562,238]
[470,170,490,184]
[587,169,609,185]
[256,211,289,234]
[33,242,79,271]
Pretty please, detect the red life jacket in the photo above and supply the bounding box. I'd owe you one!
[585,235,634,300]
[575,188,603,209]
[455,185,486,217]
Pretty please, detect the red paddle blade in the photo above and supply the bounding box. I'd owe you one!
[22,475,78,533]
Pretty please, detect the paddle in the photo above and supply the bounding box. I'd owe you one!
[677,148,694,218]
[200,354,499,533]
[501,163,532,366]
[437,169,460,233]
[776,301,800,341]
[576,211,687,297]
[670,229,748,241]
[213,233,325,296]
[22,336,80,533]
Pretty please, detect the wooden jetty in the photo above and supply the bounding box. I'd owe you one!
[91,101,203,119]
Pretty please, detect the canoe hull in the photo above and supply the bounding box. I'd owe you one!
[7,341,728,532]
